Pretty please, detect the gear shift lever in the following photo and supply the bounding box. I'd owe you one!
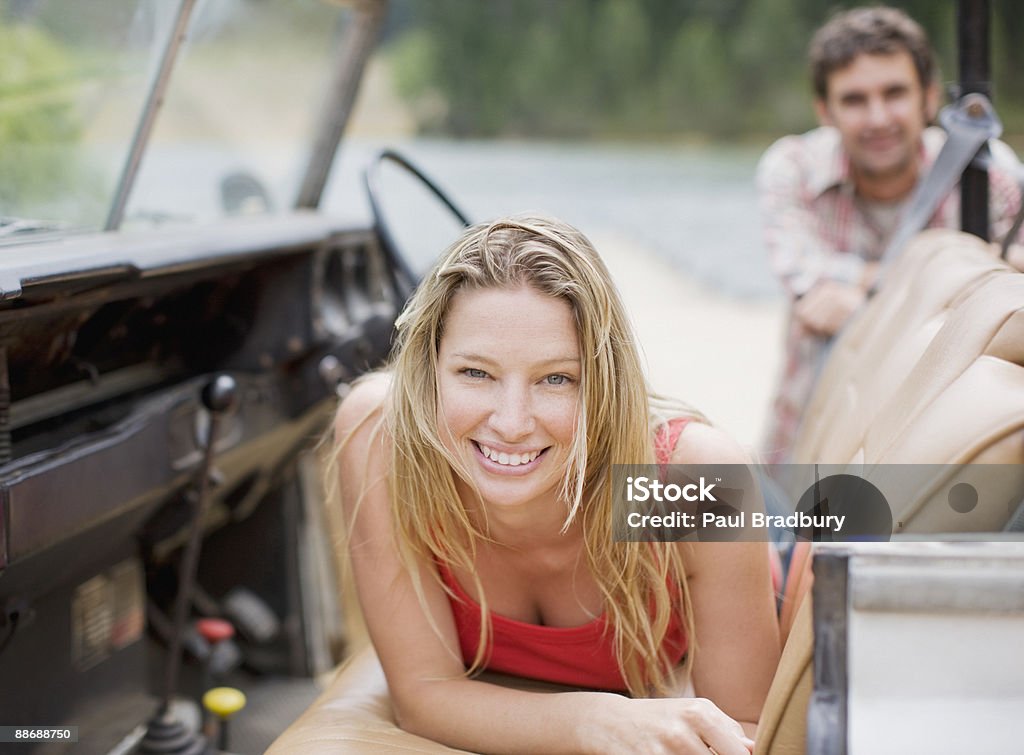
[138,375,238,755]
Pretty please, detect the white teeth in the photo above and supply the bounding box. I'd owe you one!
[479,444,541,466]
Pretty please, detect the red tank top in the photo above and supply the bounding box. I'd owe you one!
[438,418,691,691]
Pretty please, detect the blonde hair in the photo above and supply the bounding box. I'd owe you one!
[348,216,704,696]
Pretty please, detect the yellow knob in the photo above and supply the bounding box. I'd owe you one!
[202,687,247,719]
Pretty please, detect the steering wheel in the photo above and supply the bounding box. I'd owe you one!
[364,149,471,294]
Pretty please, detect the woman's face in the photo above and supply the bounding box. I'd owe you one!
[436,284,581,512]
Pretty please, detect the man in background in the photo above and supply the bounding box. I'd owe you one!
[758,5,1022,463]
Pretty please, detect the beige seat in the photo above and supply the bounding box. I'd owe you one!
[791,230,1024,533]
[754,231,1024,752]
[266,647,466,754]
[754,598,813,755]
[793,228,1017,465]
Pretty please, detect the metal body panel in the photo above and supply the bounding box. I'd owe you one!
[0,213,361,301]
[812,542,1024,755]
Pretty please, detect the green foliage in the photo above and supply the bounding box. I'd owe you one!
[658,21,731,133]
[384,0,1024,141]
[0,21,86,215]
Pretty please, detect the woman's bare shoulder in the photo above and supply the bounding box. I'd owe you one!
[671,421,766,578]
[333,372,391,444]
[332,373,394,531]
[669,420,751,467]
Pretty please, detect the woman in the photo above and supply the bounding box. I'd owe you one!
[333,216,780,754]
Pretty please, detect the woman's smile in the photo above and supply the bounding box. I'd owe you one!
[472,440,549,474]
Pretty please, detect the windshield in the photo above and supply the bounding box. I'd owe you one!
[0,0,354,239]
[0,0,177,234]
[123,1,350,229]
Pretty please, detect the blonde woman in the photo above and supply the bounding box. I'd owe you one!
[334,216,779,754]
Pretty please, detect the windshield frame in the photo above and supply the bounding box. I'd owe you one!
[294,0,389,211]
[104,0,198,231]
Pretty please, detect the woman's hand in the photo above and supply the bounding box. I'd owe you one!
[582,695,755,755]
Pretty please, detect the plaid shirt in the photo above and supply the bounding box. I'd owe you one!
[757,126,1022,463]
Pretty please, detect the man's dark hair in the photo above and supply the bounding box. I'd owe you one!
[810,6,937,99]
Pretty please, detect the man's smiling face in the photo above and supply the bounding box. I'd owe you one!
[816,50,938,199]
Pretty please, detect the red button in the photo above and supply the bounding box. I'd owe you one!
[196,617,235,643]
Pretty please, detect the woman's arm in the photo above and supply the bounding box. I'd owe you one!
[672,422,782,735]
[334,378,756,754]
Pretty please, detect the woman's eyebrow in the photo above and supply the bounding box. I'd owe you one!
[449,352,580,366]
[449,352,497,364]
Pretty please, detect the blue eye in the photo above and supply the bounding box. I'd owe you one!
[545,374,570,386]
[463,368,488,379]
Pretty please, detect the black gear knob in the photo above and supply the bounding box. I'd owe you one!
[201,374,238,414]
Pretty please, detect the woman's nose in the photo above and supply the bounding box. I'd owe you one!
[487,385,536,440]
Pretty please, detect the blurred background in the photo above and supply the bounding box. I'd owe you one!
[2,0,1021,444]
[374,0,1024,142]
[335,0,1024,443]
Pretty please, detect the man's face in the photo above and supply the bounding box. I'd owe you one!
[815,51,938,192]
